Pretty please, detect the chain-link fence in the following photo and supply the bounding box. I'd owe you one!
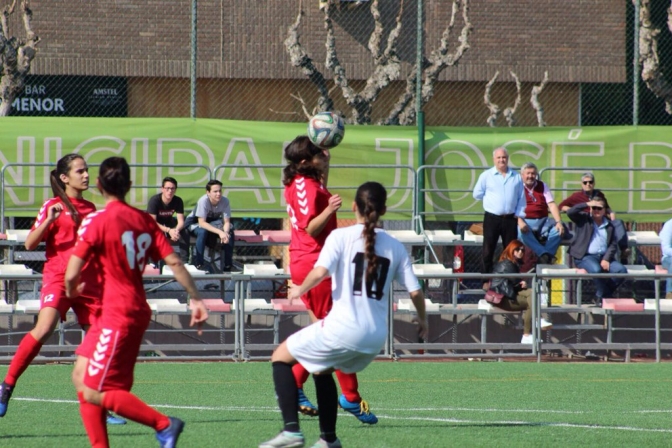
[0,1,668,126]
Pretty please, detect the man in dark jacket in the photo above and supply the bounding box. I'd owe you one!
[567,197,627,305]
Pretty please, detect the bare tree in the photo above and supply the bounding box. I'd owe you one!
[0,0,38,116]
[502,71,521,127]
[638,0,672,115]
[530,71,549,127]
[483,71,500,127]
[285,0,472,125]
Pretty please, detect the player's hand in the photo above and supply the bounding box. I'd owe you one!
[600,260,610,271]
[328,195,342,213]
[287,284,302,304]
[416,318,429,341]
[168,228,180,241]
[555,221,564,236]
[189,299,209,336]
[47,203,63,222]
[66,281,85,299]
[219,230,229,244]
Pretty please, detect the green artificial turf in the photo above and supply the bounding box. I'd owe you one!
[1,361,671,447]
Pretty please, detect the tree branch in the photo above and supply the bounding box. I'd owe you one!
[483,71,500,127]
[284,0,334,114]
[502,71,521,127]
[389,0,473,125]
[530,70,549,127]
[638,0,672,115]
[0,0,39,116]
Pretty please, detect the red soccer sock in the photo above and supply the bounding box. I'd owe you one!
[78,391,109,448]
[335,370,360,403]
[101,390,170,431]
[292,363,311,389]
[4,333,43,386]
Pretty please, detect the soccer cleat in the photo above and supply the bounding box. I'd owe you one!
[259,431,305,448]
[310,438,342,448]
[106,412,127,425]
[155,417,185,448]
[297,388,318,417]
[338,395,378,425]
[0,382,13,417]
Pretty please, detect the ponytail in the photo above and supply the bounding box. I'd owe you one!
[355,182,387,289]
[51,154,84,225]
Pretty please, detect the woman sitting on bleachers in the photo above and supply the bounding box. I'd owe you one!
[490,239,552,344]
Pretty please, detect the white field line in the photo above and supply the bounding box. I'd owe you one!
[12,398,672,434]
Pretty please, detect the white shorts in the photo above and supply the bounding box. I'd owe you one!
[287,320,377,374]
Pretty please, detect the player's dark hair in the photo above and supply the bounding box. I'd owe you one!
[162,176,178,188]
[50,154,85,225]
[206,179,222,192]
[98,157,131,199]
[355,181,387,286]
[282,136,325,186]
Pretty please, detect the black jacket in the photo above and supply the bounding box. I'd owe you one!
[490,259,523,299]
[567,202,617,261]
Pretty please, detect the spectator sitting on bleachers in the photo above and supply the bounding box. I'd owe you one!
[567,197,627,306]
[659,218,672,299]
[559,172,628,263]
[490,239,552,344]
[179,180,234,272]
[147,176,186,251]
[517,162,565,265]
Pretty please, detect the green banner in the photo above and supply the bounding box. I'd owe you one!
[0,118,669,222]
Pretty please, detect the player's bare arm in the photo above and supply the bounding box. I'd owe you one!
[64,254,86,298]
[287,266,329,304]
[25,203,63,250]
[305,195,342,237]
[409,289,429,340]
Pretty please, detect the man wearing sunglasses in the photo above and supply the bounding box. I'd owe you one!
[566,197,627,306]
[517,162,565,265]
[559,172,628,262]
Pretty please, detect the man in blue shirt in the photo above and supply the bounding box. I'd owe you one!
[567,197,627,306]
[659,219,672,299]
[473,147,526,282]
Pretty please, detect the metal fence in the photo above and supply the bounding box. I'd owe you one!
[4,1,672,126]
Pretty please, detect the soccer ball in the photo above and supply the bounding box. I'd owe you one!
[307,111,345,149]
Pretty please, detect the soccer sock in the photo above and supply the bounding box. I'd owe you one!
[101,390,170,431]
[313,373,338,443]
[5,333,43,386]
[272,361,300,433]
[292,363,311,389]
[335,370,360,403]
[78,391,109,448]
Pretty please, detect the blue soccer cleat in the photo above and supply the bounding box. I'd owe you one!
[338,395,378,425]
[297,388,318,417]
[106,412,127,425]
[156,417,185,448]
[0,382,13,417]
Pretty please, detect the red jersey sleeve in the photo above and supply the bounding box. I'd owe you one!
[287,177,327,231]
[30,198,59,236]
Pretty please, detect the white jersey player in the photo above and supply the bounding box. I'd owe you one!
[260,181,428,448]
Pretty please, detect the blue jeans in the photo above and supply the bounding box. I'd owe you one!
[189,219,234,269]
[574,254,627,299]
[662,256,672,294]
[518,217,562,258]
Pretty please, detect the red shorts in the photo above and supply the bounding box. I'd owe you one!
[292,265,333,319]
[40,280,99,326]
[76,322,147,392]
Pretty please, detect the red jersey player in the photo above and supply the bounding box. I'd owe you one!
[0,154,116,421]
[283,136,377,424]
[64,157,208,448]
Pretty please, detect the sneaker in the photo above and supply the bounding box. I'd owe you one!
[155,417,185,448]
[520,334,534,344]
[539,318,553,330]
[310,438,342,448]
[0,382,13,417]
[106,412,127,425]
[338,395,378,424]
[297,388,318,417]
[259,431,305,448]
